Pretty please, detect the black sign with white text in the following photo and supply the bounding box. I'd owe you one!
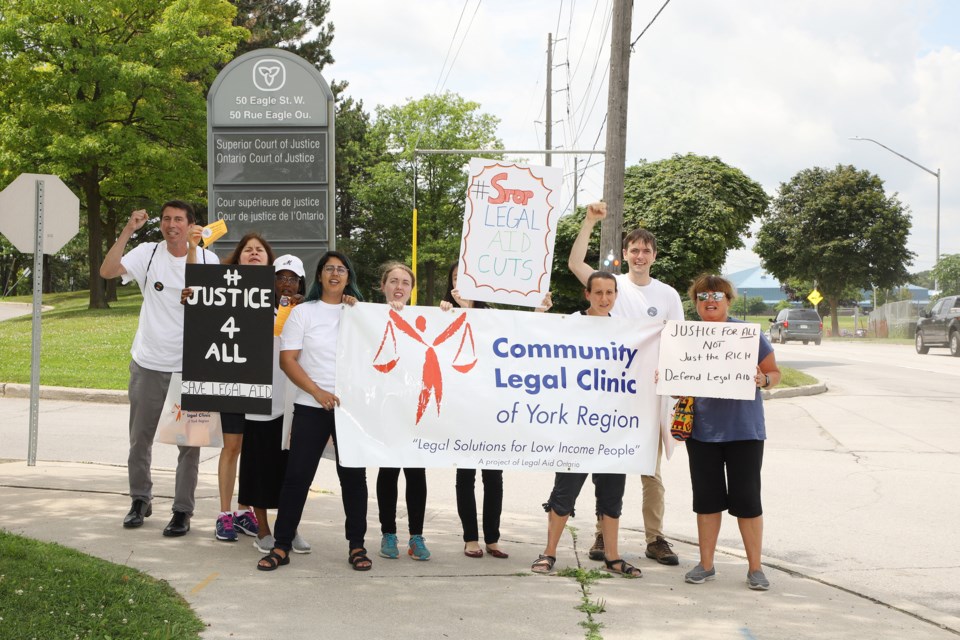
[181,264,274,413]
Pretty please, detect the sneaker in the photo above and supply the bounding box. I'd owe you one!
[747,570,770,591]
[645,536,679,565]
[684,563,716,584]
[292,532,312,554]
[234,510,259,537]
[215,513,237,542]
[254,534,275,554]
[408,535,431,561]
[588,531,605,561]
[379,533,399,559]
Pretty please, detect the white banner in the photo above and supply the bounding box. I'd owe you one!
[456,159,563,307]
[656,320,761,400]
[335,303,664,474]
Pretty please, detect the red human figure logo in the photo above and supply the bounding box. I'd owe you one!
[372,309,478,424]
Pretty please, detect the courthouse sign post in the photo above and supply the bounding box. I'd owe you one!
[207,49,335,270]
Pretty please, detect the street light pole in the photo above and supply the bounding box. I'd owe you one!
[849,136,941,291]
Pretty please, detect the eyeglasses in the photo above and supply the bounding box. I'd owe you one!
[696,291,726,302]
[323,265,348,275]
[275,274,300,284]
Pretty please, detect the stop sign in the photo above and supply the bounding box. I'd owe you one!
[0,173,80,255]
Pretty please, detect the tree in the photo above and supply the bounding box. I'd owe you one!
[622,154,769,291]
[231,0,334,72]
[931,254,960,297]
[348,93,501,303]
[0,0,246,308]
[755,164,914,336]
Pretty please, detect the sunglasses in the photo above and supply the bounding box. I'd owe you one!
[696,291,726,302]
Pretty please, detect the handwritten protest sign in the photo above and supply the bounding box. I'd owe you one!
[181,264,274,413]
[334,303,663,474]
[457,159,563,307]
[656,320,760,400]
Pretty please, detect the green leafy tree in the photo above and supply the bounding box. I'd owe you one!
[931,253,960,297]
[622,154,769,291]
[349,93,501,304]
[231,0,334,72]
[0,0,246,308]
[755,164,913,336]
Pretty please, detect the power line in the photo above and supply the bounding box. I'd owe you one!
[438,1,483,92]
[630,0,672,50]
[432,1,471,95]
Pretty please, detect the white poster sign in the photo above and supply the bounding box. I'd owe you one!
[656,321,761,400]
[456,159,563,307]
[335,303,664,474]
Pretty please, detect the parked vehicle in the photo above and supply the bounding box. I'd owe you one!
[915,294,960,356]
[768,308,823,345]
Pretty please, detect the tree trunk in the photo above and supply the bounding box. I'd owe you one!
[42,254,52,293]
[105,205,118,302]
[423,261,436,307]
[83,171,109,309]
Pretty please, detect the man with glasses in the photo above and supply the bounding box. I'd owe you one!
[568,201,684,567]
[100,202,219,537]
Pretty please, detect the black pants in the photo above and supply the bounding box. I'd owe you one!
[545,472,626,519]
[332,429,368,550]
[377,467,426,536]
[274,405,332,552]
[456,468,503,544]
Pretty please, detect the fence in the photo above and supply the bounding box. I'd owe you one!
[868,300,923,338]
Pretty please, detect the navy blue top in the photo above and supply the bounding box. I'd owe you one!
[691,318,774,442]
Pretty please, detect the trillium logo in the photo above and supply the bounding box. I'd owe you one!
[253,59,285,91]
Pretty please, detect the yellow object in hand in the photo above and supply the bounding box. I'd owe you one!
[201,219,228,247]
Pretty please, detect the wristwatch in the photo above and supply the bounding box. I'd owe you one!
[762,374,771,389]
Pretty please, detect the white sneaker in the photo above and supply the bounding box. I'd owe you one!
[254,534,275,554]
[292,532,312,554]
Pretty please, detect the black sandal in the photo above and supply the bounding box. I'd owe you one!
[604,557,642,578]
[257,549,289,572]
[349,548,372,572]
[531,554,556,574]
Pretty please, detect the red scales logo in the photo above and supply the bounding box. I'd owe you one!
[373,310,477,424]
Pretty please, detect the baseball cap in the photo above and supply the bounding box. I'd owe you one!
[273,254,305,278]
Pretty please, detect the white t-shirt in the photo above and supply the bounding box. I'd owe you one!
[611,274,684,324]
[279,300,341,408]
[120,241,219,371]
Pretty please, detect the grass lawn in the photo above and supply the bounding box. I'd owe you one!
[0,530,203,639]
[0,287,141,389]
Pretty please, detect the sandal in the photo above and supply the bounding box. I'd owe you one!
[531,554,556,574]
[349,548,372,572]
[604,557,642,578]
[257,549,289,572]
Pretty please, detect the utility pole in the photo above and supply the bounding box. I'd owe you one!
[545,33,553,167]
[599,0,633,270]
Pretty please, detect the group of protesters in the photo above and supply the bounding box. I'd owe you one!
[102,199,780,590]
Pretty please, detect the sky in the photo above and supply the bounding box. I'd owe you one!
[324,0,960,277]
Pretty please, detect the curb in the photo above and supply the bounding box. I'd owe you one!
[762,382,828,399]
[0,383,128,404]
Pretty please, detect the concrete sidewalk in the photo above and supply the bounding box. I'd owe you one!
[1,455,954,639]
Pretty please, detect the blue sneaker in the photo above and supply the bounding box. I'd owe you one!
[215,513,237,541]
[234,510,259,537]
[379,533,399,559]
[408,535,431,561]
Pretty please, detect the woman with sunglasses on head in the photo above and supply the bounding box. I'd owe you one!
[375,262,433,562]
[257,251,369,572]
[681,274,780,591]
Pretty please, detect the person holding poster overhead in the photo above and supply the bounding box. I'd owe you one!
[375,263,432,562]
[681,275,780,590]
[100,202,218,537]
[531,271,641,577]
[439,262,508,559]
[568,202,684,567]
[256,251,365,571]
